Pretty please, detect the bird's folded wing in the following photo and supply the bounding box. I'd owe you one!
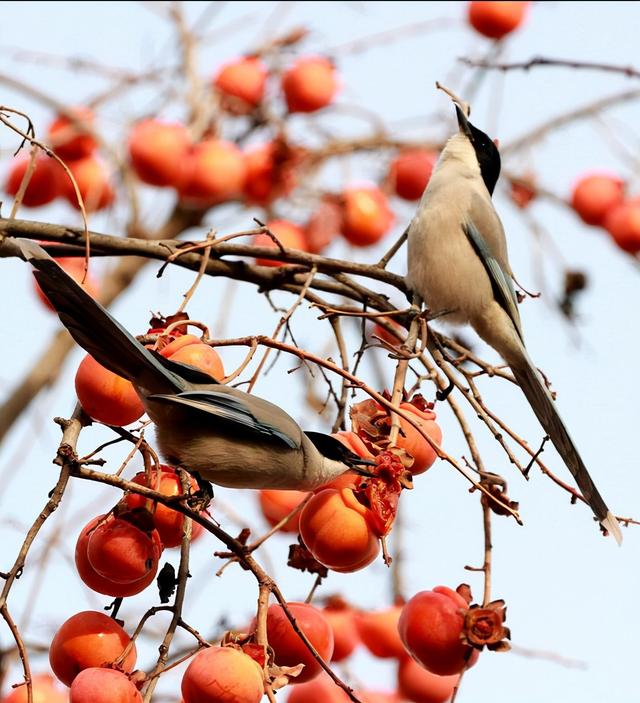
[463,203,523,340]
[147,391,300,449]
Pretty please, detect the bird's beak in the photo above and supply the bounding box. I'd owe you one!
[455,104,473,139]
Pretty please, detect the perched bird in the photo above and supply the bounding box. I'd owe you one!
[18,239,375,490]
[407,102,621,543]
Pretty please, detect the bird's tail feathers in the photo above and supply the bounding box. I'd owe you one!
[19,239,184,395]
[510,346,622,545]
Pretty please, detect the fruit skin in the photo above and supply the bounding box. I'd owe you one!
[35,258,98,312]
[181,646,264,703]
[389,149,437,201]
[398,587,478,676]
[397,402,442,475]
[322,605,360,662]
[282,56,338,113]
[2,674,67,703]
[258,489,308,533]
[571,173,624,226]
[62,156,114,212]
[128,120,190,187]
[125,466,199,547]
[264,602,334,683]
[286,673,350,702]
[604,200,640,253]
[354,606,406,660]
[163,339,225,381]
[69,668,142,703]
[87,516,162,584]
[75,516,158,597]
[214,56,268,113]
[341,187,395,247]
[254,220,307,267]
[179,139,246,206]
[49,610,137,686]
[48,107,97,160]
[243,141,300,205]
[397,656,458,703]
[299,488,380,572]
[468,1,528,39]
[5,156,61,207]
[75,354,145,426]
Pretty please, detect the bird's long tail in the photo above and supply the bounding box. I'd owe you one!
[18,238,184,394]
[510,348,622,544]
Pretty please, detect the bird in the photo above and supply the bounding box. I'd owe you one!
[406,101,622,543]
[18,239,376,491]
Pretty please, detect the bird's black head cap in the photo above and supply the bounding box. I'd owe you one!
[455,104,501,196]
[305,431,376,468]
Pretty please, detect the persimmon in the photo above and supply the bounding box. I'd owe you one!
[243,141,299,205]
[213,56,267,114]
[125,466,200,547]
[286,673,350,702]
[179,139,246,205]
[48,106,97,160]
[510,175,536,209]
[398,587,478,676]
[86,515,162,584]
[128,120,190,187]
[299,488,380,572]
[604,200,640,253]
[397,656,459,703]
[164,340,225,381]
[341,187,394,247]
[356,693,401,703]
[396,402,442,474]
[354,605,406,659]
[254,220,307,267]
[5,155,61,207]
[69,668,142,703]
[305,197,343,253]
[49,611,136,686]
[571,173,624,226]
[62,156,114,212]
[468,2,529,39]
[258,489,308,533]
[75,354,145,426]
[2,674,67,703]
[181,646,263,703]
[75,516,158,597]
[264,602,334,683]
[332,431,373,460]
[389,149,437,201]
[35,258,99,312]
[282,56,338,113]
[322,602,360,662]
[371,317,406,346]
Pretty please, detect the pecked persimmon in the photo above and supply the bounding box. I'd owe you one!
[571,173,624,227]
[48,107,97,160]
[86,515,162,584]
[398,587,478,676]
[181,646,263,703]
[75,354,144,426]
[341,187,394,247]
[389,149,437,201]
[179,139,246,206]
[75,516,157,597]
[264,602,333,683]
[396,402,442,475]
[2,674,67,703]
[300,488,380,572]
[254,220,307,267]
[243,141,300,205]
[49,611,136,686]
[354,605,406,659]
[125,466,200,547]
[128,120,190,187]
[258,489,308,533]
[332,431,373,460]
[5,155,62,208]
[213,56,268,114]
[468,2,529,39]
[397,656,459,703]
[282,56,338,113]
[69,668,142,703]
